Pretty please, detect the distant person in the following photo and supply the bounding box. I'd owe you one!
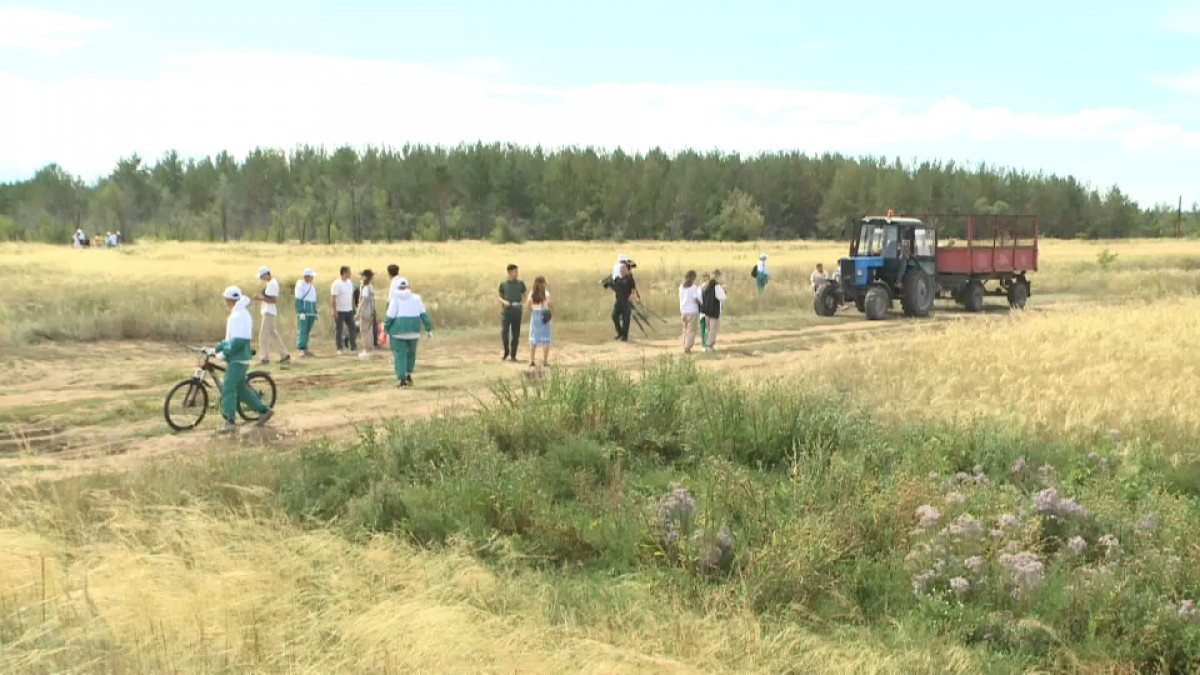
[498,263,526,362]
[679,270,702,354]
[356,269,377,358]
[699,271,711,346]
[385,277,433,388]
[330,266,357,356]
[214,286,273,434]
[610,261,640,341]
[701,270,727,353]
[754,254,770,293]
[114,231,122,246]
[525,275,553,369]
[254,266,290,366]
[810,263,828,292]
[72,228,85,249]
[294,269,318,357]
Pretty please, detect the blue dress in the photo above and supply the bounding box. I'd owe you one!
[529,298,551,345]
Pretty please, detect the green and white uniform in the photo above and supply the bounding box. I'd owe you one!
[755,257,769,292]
[216,297,269,422]
[294,278,318,350]
[384,283,432,382]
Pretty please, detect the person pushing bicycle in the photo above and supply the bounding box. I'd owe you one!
[214,286,274,434]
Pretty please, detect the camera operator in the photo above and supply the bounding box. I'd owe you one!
[611,254,636,280]
[608,261,640,341]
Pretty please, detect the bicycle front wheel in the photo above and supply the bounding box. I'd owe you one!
[164,379,209,431]
[238,371,277,421]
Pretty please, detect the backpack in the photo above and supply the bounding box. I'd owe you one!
[750,265,758,278]
[352,286,361,309]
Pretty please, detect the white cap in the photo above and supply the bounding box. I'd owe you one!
[222,285,243,300]
[395,277,410,289]
[257,266,270,278]
[618,254,627,262]
[302,268,316,278]
[760,254,768,260]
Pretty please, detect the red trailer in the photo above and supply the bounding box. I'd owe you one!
[924,214,1038,311]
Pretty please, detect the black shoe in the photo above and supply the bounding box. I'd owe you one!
[502,353,509,361]
[404,375,413,386]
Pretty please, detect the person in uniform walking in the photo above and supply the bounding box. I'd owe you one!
[214,286,273,434]
[385,276,433,388]
[755,254,770,293]
[294,269,318,356]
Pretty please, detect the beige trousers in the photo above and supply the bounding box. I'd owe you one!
[705,317,721,348]
[681,314,699,353]
[259,313,289,361]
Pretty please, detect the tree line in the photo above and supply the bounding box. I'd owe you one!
[0,143,1194,244]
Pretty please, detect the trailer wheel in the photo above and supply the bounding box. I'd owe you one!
[901,269,934,318]
[963,280,984,312]
[854,296,866,313]
[1007,281,1029,310]
[814,284,839,317]
[864,286,888,320]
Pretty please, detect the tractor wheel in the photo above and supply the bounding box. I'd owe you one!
[864,286,888,320]
[963,280,984,313]
[901,269,935,317]
[854,296,866,313]
[814,284,839,317]
[1008,281,1029,310]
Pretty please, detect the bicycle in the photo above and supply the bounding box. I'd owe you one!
[163,347,277,431]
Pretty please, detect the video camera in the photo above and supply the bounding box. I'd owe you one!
[600,259,636,289]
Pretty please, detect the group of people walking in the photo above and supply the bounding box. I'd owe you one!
[679,269,728,353]
[499,264,555,369]
[72,228,121,248]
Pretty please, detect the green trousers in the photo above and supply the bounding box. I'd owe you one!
[700,316,708,345]
[756,275,769,292]
[222,360,267,422]
[391,338,418,380]
[296,315,314,350]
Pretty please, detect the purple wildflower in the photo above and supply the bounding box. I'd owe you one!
[915,505,941,529]
[946,492,967,506]
[658,487,695,527]
[1011,458,1027,474]
[964,555,984,573]
[948,514,983,538]
[975,473,990,486]
[1033,487,1087,518]
[950,577,970,595]
[1180,600,1199,622]
[999,551,1045,591]
[999,513,1021,529]
[952,472,971,485]
[1068,536,1087,554]
[912,570,935,595]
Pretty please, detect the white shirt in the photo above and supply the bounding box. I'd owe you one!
[715,284,727,309]
[612,260,625,279]
[225,298,254,341]
[810,270,828,290]
[261,278,280,316]
[678,284,702,315]
[295,280,316,303]
[331,278,354,312]
[757,260,768,275]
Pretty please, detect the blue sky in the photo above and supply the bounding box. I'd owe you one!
[1,0,1197,206]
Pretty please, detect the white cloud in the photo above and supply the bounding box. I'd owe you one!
[0,50,1195,204]
[0,7,106,51]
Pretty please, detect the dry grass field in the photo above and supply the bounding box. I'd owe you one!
[3,238,1200,673]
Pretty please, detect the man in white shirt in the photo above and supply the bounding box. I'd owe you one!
[330,265,357,356]
[678,270,702,354]
[810,263,828,292]
[254,266,290,366]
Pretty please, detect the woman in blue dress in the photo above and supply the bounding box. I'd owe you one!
[525,276,553,369]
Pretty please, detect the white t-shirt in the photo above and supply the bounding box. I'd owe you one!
[331,278,355,312]
[678,284,701,315]
[810,270,828,290]
[261,278,280,316]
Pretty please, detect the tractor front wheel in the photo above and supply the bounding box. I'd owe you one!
[901,269,935,317]
[814,284,839,317]
[864,286,889,320]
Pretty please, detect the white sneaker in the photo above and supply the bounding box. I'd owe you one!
[337,350,344,356]
[358,351,370,359]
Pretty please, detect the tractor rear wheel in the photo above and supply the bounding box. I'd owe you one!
[963,280,984,312]
[901,269,934,317]
[1008,281,1029,309]
[814,284,839,317]
[864,286,888,320]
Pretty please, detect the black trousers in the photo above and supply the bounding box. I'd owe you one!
[335,311,357,351]
[612,301,632,340]
[502,309,523,357]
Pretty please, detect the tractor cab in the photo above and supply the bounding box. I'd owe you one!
[816,212,938,320]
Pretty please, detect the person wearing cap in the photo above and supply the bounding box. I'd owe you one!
[214,286,272,434]
[612,254,628,280]
[254,267,290,366]
[331,265,357,356]
[356,269,377,358]
[294,269,318,356]
[498,263,526,362]
[755,254,770,293]
[384,276,433,388]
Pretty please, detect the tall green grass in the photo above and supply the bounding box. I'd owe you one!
[6,359,1200,671]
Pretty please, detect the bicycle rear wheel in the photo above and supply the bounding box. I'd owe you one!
[237,371,277,421]
[164,379,209,431]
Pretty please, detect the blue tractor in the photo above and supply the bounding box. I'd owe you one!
[813,215,937,320]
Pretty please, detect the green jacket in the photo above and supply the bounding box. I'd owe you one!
[216,337,254,364]
[384,314,432,337]
[294,297,317,317]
